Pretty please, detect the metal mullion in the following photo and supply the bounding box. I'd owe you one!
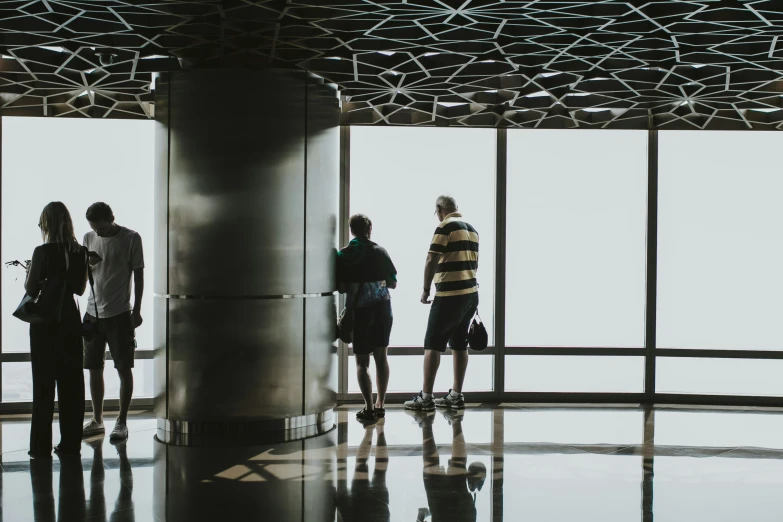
[337,125,350,400]
[656,348,783,360]
[644,130,659,402]
[505,347,645,356]
[0,397,155,414]
[494,128,507,394]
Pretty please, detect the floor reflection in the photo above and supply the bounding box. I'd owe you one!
[3,405,783,521]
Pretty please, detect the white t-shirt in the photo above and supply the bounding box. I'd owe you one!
[83,225,145,319]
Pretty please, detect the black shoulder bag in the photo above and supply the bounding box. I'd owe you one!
[13,248,68,324]
[337,282,365,344]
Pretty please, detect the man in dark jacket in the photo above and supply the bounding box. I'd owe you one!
[337,214,397,423]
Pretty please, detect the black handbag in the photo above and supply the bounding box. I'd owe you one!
[337,282,365,344]
[468,312,488,351]
[12,249,69,324]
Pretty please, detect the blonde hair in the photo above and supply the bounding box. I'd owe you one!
[39,202,80,253]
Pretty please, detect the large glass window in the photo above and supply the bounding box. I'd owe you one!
[505,356,644,393]
[657,131,783,351]
[505,129,648,348]
[350,126,496,347]
[1,116,155,400]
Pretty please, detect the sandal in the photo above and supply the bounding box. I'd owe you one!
[375,407,386,418]
[355,408,378,422]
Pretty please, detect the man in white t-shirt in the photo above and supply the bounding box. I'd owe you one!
[81,202,144,442]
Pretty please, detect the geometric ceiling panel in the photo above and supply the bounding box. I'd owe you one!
[0,1,782,129]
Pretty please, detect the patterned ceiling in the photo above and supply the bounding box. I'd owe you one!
[1,1,783,129]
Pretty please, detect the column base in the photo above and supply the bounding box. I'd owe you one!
[156,409,335,447]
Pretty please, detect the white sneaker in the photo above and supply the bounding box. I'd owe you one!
[82,419,105,438]
[110,422,129,442]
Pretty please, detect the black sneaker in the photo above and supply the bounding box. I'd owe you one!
[404,392,435,411]
[434,389,465,409]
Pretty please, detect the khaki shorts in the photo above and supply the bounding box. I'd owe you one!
[83,311,136,370]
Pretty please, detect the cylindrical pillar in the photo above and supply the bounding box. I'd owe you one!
[152,69,339,445]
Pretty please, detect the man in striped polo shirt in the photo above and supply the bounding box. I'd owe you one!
[405,195,479,412]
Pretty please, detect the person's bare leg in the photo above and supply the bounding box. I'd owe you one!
[355,355,374,410]
[423,350,441,395]
[89,369,105,423]
[117,369,133,424]
[372,347,389,408]
[452,350,469,394]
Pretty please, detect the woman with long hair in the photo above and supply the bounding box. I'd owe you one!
[25,202,88,458]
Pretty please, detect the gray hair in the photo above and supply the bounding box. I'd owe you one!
[436,195,458,212]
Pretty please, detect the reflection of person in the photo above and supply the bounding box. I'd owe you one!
[26,202,88,459]
[405,196,479,412]
[336,422,390,522]
[85,439,136,522]
[30,454,87,521]
[409,410,486,522]
[337,214,397,423]
[82,202,145,442]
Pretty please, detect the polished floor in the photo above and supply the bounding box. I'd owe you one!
[3,404,783,521]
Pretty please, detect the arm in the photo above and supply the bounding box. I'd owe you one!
[420,252,441,304]
[24,247,44,296]
[74,249,88,296]
[132,269,144,327]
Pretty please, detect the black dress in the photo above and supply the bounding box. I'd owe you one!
[27,243,87,456]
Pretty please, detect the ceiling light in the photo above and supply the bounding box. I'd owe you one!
[541,72,561,78]
[78,89,91,97]
[423,52,439,57]
[1,54,14,60]
[583,108,611,112]
[325,57,341,60]
[41,46,67,53]
[141,55,168,60]
[525,90,549,98]
[377,51,396,56]
[438,102,466,107]
[752,108,781,113]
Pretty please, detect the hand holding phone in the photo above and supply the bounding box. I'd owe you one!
[87,251,102,266]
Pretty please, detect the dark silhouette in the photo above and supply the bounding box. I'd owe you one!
[336,421,390,521]
[410,410,487,522]
[26,202,88,458]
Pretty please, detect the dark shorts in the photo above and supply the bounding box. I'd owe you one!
[83,311,136,370]
[352,300,393,355]
[424,292,479,352]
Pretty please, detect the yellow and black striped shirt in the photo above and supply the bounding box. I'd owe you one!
[429,213,479,297]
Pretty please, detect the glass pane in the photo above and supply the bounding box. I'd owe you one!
[655,410,783,449]
[2,117,155,353]
[657,131,783,350]
[350,127,496,346]
[2,362,32,402]
[85,357,154,400]
[1,357,152,402]
[656,357,783,396]
[506,129,648,348]
[348,354,493,393]
[505,356,644,393]
[504,409,643,445]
